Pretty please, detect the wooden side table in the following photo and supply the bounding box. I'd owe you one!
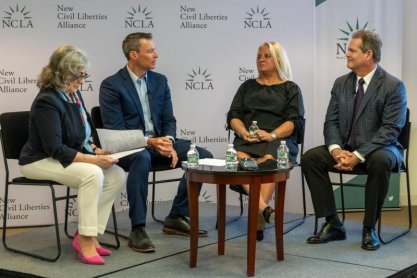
[184,160,290,277]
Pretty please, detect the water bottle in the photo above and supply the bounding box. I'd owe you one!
[225,143,238,171]
[187,144,199,168]
[248,121,259,138]
[277,140,289,169]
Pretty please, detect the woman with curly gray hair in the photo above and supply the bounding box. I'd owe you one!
[19,45,125,264]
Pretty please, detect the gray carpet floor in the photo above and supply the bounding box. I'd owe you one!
[0,201,415,278]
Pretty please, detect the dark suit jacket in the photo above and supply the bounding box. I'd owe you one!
[19,89,94,167]
[324,65,407,164]
[99,67,176,137]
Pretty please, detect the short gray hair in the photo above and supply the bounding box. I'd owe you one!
[351,30,382,62]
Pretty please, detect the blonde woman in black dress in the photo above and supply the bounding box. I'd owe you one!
[227,41,304,240]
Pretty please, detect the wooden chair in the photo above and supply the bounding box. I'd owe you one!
[0,111,120,262]
[313,108,412,244]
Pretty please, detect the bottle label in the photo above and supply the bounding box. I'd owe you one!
[187,154,199,168]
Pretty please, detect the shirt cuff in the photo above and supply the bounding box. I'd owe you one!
[165,135,175,143]
[353,151,365,162]
[328,144,341,154]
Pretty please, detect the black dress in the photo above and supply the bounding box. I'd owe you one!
[227,79,304,162]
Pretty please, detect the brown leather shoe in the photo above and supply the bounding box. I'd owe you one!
[163,216,208,237]
[307,221,346,244]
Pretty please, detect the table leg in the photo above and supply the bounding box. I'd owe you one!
[187,175,199,268]
[247,177,261,277]
[275,180,286,261]
[217,184,226,255]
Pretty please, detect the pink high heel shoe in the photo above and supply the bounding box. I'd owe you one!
[74,230,112,256]
[72,232,105,265]
[96,247,112,256]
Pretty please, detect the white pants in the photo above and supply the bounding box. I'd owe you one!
[20,158,125,236]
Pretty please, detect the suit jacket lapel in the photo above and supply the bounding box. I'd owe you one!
[346,73,356,130]
[121,67,145,126]
[146,71,160,134]
[355,65,382,121]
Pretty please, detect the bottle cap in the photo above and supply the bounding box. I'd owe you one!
[252,121,257,124]
[280,140,286,144]
[228,143,234,148]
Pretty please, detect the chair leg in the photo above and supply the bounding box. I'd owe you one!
[284,169,307,234]
[313,216,319,234]
[99,205,121,249]
[339,174,346,223]
[225,192,245,225]
[377,172,412,244]
[151,171,165,224]
[64,187,71,239]
[63,188,123,247]
[2,183,61,262]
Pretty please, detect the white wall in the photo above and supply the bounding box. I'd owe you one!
[402,0,417,205]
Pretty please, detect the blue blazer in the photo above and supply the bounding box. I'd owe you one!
[99,67,177,138]
[19,89,94,167]
[324,65,407,164]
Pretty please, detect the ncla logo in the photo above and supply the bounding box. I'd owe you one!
[336,18,375,59]
[125,5,154,28]
[66,198,78,217]
[2,4,33,28]
[79,75,93,92]
[244,6,271,29]
[185,67,214,91]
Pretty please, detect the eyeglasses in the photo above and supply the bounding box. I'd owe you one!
[75,72,90,82]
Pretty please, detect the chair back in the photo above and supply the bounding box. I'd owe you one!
[91,106,103,147]
[296,118,306,163]
[91,106,104,129]
[0,111,30,160]
[398,108,410,151]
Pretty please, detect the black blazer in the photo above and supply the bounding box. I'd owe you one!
[19,88,95,167]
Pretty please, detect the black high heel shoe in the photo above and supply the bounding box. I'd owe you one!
[262,206,275,224]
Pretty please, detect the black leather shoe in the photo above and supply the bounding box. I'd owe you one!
[128,227,155,253]
[361,227,380,251]
[163,216,208,237]
[307,221,346,244]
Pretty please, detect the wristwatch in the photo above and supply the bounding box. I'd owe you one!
[270,132,277,140]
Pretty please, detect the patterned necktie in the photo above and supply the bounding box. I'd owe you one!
[349,78,365,149]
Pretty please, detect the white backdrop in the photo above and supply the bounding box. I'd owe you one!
[0,0,314,226]
[315,0,404,208]
[1,0,415,227]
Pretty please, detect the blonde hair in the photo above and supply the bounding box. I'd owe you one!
[37,45,89,91]
[258,41,292,81]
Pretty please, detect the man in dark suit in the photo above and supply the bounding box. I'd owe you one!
[99,32,213,253]
[302,30,407,251]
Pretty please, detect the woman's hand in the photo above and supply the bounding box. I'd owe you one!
[240,131,260,143]
[94,147,112,155]
[94,155,119,169]
[255,130,274,142]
